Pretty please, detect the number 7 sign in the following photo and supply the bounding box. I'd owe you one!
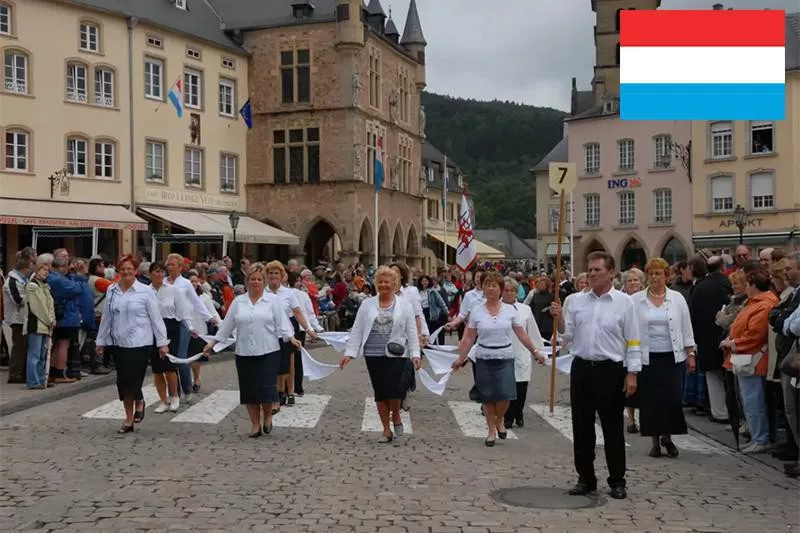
[548,162,577,192]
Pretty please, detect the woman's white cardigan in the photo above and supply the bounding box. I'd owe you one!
[510,303,544,382]
[631,288,695,365]
[344,295,421,359]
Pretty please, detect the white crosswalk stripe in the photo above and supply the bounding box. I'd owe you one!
[81,386,161,420]
[528,403,621,446]
[273,394,331,428]
[447,401,518,439]
[171,390,240,424]
[361,397,412,433]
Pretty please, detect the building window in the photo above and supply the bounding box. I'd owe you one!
[584,143,600,174]
[144,58,163,99]
[584,193,600,226]
[369,47,381,109]
[749,121,774,154]
[175,0,187,9]
[618,191,635,225]
[280,49,310,104]
[398,66,410,122]
[4,130,27,171]
[366,128,377,185]
[710,122,733,158]
[548,205,559,233]
[750,172,774,210]
[79,22,100,52]
[4,49,27,94]
[94,67,114,106]
[94,140,114,178]
[0,3,11,35]
[221,57,235,70]
[617,138,634,171]
[654,134,671,168]
[398,136,413,193]
[186,47,201,60]
[427,199,439,220]
[146,35,162,48]
[145,140,165,182]
[654,188,672,223]
[218,78,235,117]
[183,68,201,109]
[184,147,202,188]
[66,62,88,103]
[272,127,320,184]
[220,153,237,193]
[66,137,88,176]
[710,175,734,212]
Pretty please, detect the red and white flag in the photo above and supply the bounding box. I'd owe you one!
[456,194,477,272]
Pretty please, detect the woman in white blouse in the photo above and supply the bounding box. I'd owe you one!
[502,277,546,429]
[96,255,169,434]
[148,262,195,414]
[265,261,317,411]
[187,271,222,395]
[340,266,421,443]
[631,257,696,458]
[452,271,545,446]
[288,271,323,397]
[203,263,299,438]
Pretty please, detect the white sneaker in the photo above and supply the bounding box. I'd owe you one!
[154,402,169,414]
[183,393,192,404]
[742,442,771,454]
[169,397,180,412]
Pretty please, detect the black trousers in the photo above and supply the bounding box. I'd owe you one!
[505,381,529,423]
[294,331,306,394]
[570,357,627,489]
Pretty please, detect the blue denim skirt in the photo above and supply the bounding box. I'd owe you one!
[476,358,517,402]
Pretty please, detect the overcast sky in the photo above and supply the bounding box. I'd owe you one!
[388,0,799,111]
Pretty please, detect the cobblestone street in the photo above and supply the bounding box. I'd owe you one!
[1,346,798,533]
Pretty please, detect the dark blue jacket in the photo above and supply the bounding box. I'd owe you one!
[78,280,96,332]
[47,271,86,328]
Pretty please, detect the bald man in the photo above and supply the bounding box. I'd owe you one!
[734,245,752,268]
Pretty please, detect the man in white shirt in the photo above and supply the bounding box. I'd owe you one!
[551,251,640,500]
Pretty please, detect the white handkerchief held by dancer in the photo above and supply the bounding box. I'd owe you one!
[301,347,339,381]
[200,333,236,352]
[428,325,446,345]
[422,348,459,375]
[418,368,452,396]
[165,352,205,365]
[318,331,350,354]
[544,353,574,375]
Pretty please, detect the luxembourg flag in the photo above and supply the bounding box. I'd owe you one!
[620,9,786,121]
[374,134,385,192]
[168,78,184,118]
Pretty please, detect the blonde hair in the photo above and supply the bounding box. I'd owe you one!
[645,257,670,276]
[264,260,286,276]
[374,265,399,290]
[166,253,183,263]
[246,262,267,284]
[771,258,790,283]
[729,268,746,288]
[575,272,587,285]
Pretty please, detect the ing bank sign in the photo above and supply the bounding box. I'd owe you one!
[607,176,642,189]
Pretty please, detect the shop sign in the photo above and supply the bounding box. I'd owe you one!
[0,215,147,231]
[718,218,764,229]
[607,176,642,189]
[143,188,241,210]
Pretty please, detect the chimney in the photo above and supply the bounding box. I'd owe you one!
[712,3,723,10]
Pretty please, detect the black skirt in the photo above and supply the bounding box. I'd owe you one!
[151,318,180,373]
[278,316,301,375]
[639,352,688,436]
[235,352,280,404]
[114,346,151,401]
[365,356,407,401]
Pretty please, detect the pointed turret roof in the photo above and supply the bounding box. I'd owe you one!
[400,0,426,45]
[385,8,399,38]
[366,0,386,16]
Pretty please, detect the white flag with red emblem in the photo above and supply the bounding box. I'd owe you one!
[456,194,477,272]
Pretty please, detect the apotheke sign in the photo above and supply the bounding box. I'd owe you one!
[718,218,764,229]
[607,177,642,189]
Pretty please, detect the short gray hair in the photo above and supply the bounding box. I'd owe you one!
[623,268,645,283]
[37,253,54,267]
[52,256,69,268]
[503,276,519,292]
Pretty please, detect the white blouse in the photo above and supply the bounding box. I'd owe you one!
[151,283,193,330]
[269,285,301,318]
[191,292,222,336]
[214,292,294,356]
[97,280,169,349]
[293,288,322,333]
[166,274,214,322]
[468,303,523,360]
[510,303,545,382]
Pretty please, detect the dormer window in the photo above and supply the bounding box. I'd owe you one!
[292,2,314,19]
[175,0,187,10]
[604,100,617,114]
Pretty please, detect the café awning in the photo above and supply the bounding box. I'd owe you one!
[0,198,148,231]
[139,207,299,246]
[426,231,505,259]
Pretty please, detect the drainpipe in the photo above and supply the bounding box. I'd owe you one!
[127,16,138,255]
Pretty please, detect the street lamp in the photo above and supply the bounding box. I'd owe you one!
[733,204,748,244]
[228,211,240,259]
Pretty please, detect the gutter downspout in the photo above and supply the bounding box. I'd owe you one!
[127,16,138,254]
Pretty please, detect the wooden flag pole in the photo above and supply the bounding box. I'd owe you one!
[549,189,567,413]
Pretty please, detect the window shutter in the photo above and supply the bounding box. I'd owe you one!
[750,173,772,197]
[711,176,732,198]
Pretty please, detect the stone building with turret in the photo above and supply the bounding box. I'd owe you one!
[212,0,429,267]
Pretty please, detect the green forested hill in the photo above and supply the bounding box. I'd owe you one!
[422,92,566,238]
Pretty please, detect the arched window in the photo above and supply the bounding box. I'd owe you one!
[3,47,29,94]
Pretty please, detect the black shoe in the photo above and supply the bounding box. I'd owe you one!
[504,420,513,429]
[484,438,495,447]
[287,395,295,406]
[515,417,524,428]
[118,424,134,434]
[772,447,799,461]
[609,486,627,499]
[91,366,112,375]
[498,431,508,440]
[567,482,596,496]
[295,390,304,397]
[648,445,662,458]
[279,393,287,406]
[133,402,145,423]
[192,383,201,393]
[248,430,262,438]
[661,437,679,458]
[263,423,273,435]
[784,463,800,478]
[709,417,730,424]
[627,423,638,434]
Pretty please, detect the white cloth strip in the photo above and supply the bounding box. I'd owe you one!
[318,331,350,353]
[200,334,235,352]
[272,394,332,428]
[165,352,205,364]
[81,386,160,419]
[428,325,445,344]
[620,46,785,84]
[422,348,459,375]
[417,369,452,396]
[301,346,339,381]
[170,390,240,423]
[543,353,574,375]
[447,401,518,439]
[362,397,413,433]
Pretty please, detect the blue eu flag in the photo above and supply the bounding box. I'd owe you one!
[239,99,253,129]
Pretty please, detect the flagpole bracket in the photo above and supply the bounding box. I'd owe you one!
[666,140,691,182]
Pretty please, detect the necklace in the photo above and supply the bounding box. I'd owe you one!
[648,289,667,298]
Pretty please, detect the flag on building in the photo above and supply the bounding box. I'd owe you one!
[374,135,385,192]
[239,98,253,129]
[620,9,785,121]
[456,193,477,272]
[168,78,184,118]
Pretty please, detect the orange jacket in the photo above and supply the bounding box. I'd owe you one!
[221,285,234,316]
[724,291,779,376]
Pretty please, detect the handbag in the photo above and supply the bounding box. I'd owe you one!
[731,351,764,376]
[779,352,800,379]
[386,342,405,357]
